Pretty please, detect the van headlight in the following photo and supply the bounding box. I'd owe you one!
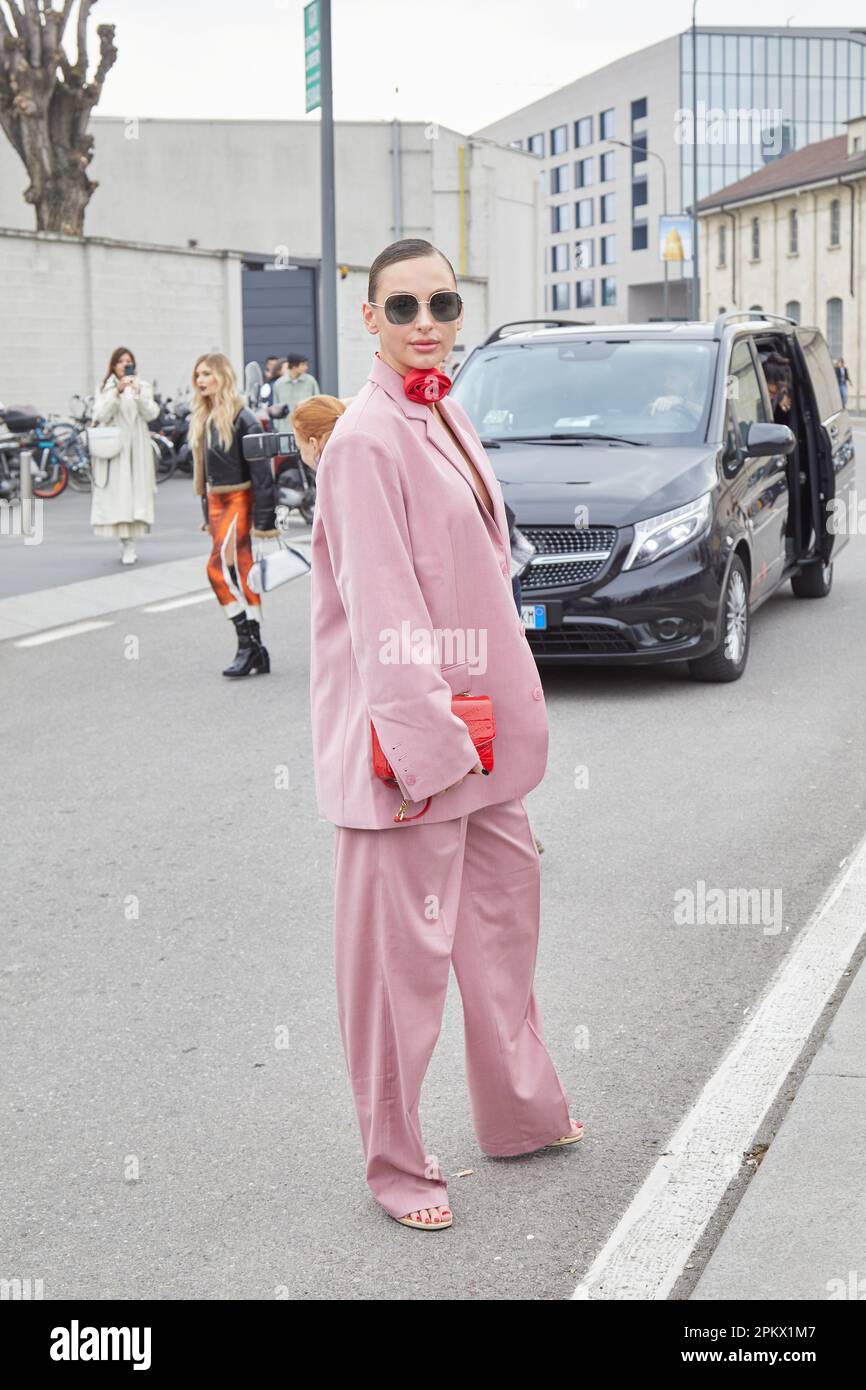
[623,492,712,570]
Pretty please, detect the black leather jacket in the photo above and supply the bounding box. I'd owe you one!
[202,408,277,532]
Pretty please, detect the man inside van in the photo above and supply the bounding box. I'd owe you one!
[648,363,703,421]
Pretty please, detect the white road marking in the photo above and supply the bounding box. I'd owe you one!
[14,620,114,647]
[142,592,214,613]
[572,829,866,1300]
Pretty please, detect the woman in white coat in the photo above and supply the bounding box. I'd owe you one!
[90,346,160,565]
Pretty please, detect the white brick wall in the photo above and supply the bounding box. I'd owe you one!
[0,229,243,415]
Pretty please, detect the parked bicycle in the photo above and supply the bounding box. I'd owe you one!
[48,394,94,492]
[0,405,75,498]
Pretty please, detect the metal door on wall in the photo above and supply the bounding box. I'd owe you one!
[242,261,319,377]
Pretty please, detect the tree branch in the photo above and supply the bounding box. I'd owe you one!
[90,19,114,87]
[75,0,94,77]
[0,2,26,47]
[19,0,42,67]
[56,0,77,44]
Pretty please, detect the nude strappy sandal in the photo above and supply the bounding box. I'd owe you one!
[545,1119,585,1148]
[394,1208,453,1230]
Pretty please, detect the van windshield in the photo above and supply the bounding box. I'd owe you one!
[451,339,718,447]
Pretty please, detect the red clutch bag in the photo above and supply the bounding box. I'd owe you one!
[371,693,496,823]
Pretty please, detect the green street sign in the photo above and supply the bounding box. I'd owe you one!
[305,0,321,113]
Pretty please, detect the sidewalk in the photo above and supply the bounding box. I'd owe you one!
[691,952,866,1300]
[0,544,309,642]
[0,556,209,641]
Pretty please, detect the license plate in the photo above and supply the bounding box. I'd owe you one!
[521,603,547,630]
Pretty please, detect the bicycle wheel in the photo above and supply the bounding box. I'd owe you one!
[32,457,69,498]
[59,439,92,492]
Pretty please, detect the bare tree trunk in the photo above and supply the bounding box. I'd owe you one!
[0,0,117,235]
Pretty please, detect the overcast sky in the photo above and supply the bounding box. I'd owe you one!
[91,0,866,133]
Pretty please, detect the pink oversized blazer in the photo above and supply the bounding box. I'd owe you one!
[309,350,548,829]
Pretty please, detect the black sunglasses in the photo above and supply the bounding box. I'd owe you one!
[369,291,463,326]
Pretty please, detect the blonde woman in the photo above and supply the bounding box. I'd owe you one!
[90,346,160,565]
[189,352,278,677]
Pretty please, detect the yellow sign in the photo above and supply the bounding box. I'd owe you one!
[662,226,685,261]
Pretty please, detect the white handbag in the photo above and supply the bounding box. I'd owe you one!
[509,525,537,579]
[248,537,311,594]
[87,426,123,460]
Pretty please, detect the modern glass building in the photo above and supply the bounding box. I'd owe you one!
[474,26,866,322]
[681,28,866,210]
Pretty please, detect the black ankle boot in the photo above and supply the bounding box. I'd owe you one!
[222,613,262,678]
[246,616,271,674]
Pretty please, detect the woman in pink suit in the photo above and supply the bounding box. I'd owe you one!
[309,238,583,1232]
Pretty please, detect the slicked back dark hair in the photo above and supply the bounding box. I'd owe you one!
[367,238,457,305]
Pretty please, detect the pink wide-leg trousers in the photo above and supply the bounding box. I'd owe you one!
[332,795,572,1219]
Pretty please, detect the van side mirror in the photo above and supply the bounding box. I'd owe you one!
[745,422,796,457]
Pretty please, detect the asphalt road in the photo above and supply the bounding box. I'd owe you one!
[2,431,866,1300]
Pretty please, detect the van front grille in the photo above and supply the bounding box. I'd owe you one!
[520,525,617,591]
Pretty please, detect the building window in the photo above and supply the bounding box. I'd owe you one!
[576,279,595,309]
[826,297,843,358]
[551,203,570,233]
[576,197,594,228]
[601,277,617,306]
[600,151,616,181]
[632,179,648,208]
[631,96,647,123]
[600,107,615,140]
[551,124,568,155]
[830,198,841,246]
[601,192,616,222]
[632,221,648,250]
[575,238,594,269]
[552,282,570,311]
[575,116,593,147]
[788,208,798,254]
[751,216,761,260]
[550,163,570,194]
[551,242,569,273]
[601,234,616,265]
[528,132,544,157]
[631,133,647,168]
[575,157,594,188]
[785,300,801,323]
[718,223,727,267]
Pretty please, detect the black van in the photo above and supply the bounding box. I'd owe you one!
[450,312,856,681]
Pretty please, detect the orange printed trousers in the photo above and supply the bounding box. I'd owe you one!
[206,487,260,610]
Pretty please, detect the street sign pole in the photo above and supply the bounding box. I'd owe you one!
[305,0,338,396]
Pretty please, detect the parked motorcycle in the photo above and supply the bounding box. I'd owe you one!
[149,390,192,481]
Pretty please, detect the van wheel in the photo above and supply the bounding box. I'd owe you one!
[791,560,833,598]
[688,555,750,683]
